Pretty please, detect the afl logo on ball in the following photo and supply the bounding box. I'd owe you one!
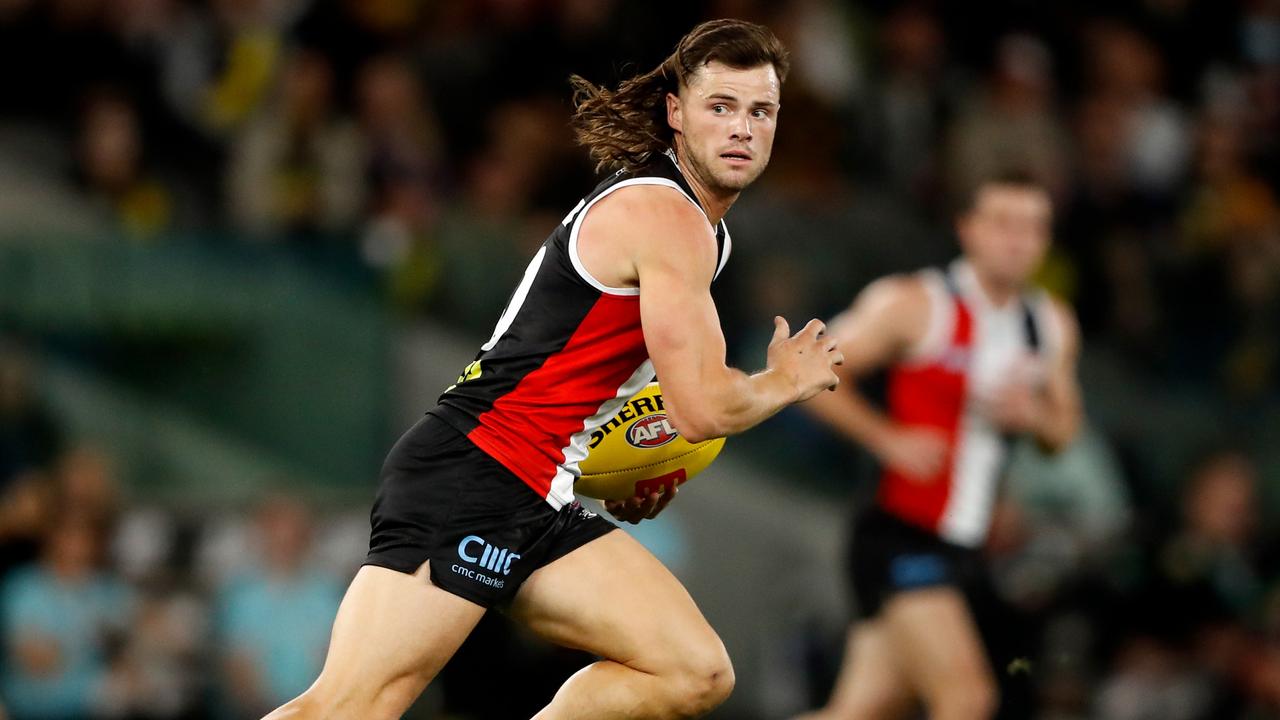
[626,414,679,448]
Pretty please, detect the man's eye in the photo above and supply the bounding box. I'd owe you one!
[712,105,728,114]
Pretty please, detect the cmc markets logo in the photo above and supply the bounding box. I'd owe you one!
[457,535,520,576]
[626,414,679,448]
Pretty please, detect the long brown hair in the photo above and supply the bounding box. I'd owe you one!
[569,19,790,174]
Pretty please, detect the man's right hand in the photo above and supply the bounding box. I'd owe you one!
[872,425,949,481]
[767,317,844,403]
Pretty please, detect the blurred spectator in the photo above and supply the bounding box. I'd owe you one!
[1061,91,1163,354]
[946,33,1070,202]
[768,0,864,110]
[1097,450,1268,719]
[112,582,209,718]
[0,345,61,489]
[0,513,133,719]
[1161,451,1263,622]
[157,0,305,137]
[227,49,365,240]
[293,0,424,97]
[76,89,174,240]
[1238,1,1280,186]
[215,495,341,718]
[860,2,951,205]
[55,446,121,529]
[1095,635,1219,720]
[1081,21,1192,197]
[1176,113,1280,398]
[433,97,575,328]
[0,470,55,581]
[356,53,443,220]
[0,346,62,578]
[355,54,447,310]
[107,503,211,717]
[992,429,1132,609]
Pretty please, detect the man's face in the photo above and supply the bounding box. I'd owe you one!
[667,60,780,193]
[958,185,1052,287]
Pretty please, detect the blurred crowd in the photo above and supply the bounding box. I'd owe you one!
[0,343,358,718]
[7,336,1280,719]
[0,341,637,720]
[0,0,1274,395]
[1,0,1279,718]
[0,338,389,712]
[961,445,1280,719]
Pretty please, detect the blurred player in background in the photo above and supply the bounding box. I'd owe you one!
[265,19,842,720]
[796,174,1082,720]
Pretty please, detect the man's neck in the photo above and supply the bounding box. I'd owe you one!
[968,262,1020,308]
[671,143,737,225]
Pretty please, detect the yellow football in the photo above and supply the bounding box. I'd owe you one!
[575,382,726,501]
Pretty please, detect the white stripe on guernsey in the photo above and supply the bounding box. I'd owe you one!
[939,287,1027,547]
[940,410,1002,547]
[714,222,732,280]
[567,177,705,297]
[546,359,656,509]
[481,245,547,352]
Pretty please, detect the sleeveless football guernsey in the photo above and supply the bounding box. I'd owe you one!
[876,260,1063,547]
[432,150,732,509]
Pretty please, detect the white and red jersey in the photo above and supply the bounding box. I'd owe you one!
[432,150,731,509]
[876,260,1063,547]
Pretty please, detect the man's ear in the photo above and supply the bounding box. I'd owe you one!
[666,92,682,134]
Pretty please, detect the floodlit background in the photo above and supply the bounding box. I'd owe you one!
[0,0,1278,718]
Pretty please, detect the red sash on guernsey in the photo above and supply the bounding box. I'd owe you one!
[874,265,1044,545]
[876,295,974,533]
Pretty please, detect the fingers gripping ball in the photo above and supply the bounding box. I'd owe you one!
[575,383,725,501]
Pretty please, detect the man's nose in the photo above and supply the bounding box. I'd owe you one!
[730,112,753,141]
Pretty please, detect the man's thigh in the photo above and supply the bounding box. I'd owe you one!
[880,587,993,700]
[275,562,485,719]
[506,529,724,673]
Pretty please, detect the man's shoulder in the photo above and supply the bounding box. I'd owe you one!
[1040,293,1081,357]
[585,181,707,235]
[861,272,935,312]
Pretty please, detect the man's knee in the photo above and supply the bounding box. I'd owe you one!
[664,639,735,718]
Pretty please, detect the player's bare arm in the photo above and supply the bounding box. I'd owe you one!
[633,195,840,444]
[1039,300,1083,449]
[988,298,1082,452]
[579,184,841,445]
[802,275,949,480]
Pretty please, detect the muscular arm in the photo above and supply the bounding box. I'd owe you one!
[801,277,929,451]
[1031,300,1083,453]
[578,186,837,443]
[630,194,810,443]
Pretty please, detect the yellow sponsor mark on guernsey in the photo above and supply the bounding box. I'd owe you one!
[445,360,483,392]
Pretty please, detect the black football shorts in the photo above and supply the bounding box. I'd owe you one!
[365,412,617,608]
[847,506,981,619]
